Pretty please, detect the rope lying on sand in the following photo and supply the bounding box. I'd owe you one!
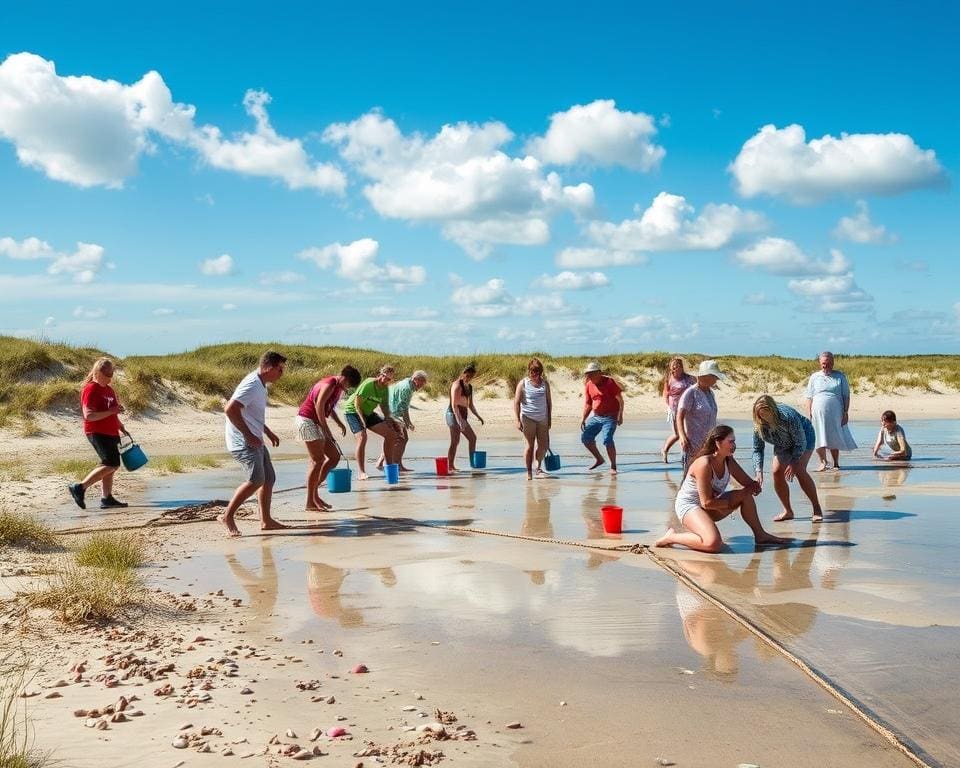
[51,490,934,767]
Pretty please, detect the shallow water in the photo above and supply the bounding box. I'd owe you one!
[144,418,960,766]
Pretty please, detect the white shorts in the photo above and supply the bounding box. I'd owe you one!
[295,415,324,442]
[675,490,734,524]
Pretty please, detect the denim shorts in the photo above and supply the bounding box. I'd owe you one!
[230,445,275,487]
[87,433,121,468]
[345,411,384,434]
[581,414,618,447]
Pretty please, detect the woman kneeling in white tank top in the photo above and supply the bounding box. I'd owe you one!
[655,425,790,553]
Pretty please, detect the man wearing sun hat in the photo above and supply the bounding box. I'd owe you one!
[676,359,727,468]
[580,360,624,473]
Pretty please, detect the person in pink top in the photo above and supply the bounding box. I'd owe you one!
[661,357,696,463]
[295,365,361,511]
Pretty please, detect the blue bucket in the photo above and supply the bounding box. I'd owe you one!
[384,463,400,484]
[119,436,148,472]
[543,450,561,472]
[328,468,352,493]
[470,450,487,469]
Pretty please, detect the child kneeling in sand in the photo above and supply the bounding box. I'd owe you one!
[872,410,912,461]
[655,425,791,553]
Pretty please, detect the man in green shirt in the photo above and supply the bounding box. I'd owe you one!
[376,370,428,472]
[343,366,401,480]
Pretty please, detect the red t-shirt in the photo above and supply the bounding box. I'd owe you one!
[81,381,121,436]
[297,376,344,421]
[585,376,622,417]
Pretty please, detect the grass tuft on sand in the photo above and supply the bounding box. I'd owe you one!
[74,532,146,570]
[26,560,145,624]
[0,512,57,551]
[1,653,50,768]
[150,454,222,474]
[49,458,94,481]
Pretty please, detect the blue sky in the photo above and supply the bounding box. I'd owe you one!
[1,2,957,357]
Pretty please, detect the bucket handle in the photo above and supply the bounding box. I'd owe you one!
[333,440,350,471]
[119,433,137,451]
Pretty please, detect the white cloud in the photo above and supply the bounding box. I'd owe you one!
[587,192,766,252]
[535,271,609,291]
[259,270,305,285]
[44,316,55,327]
[323,111,594,258]
[200,253,234,276]
[555,247,646,269]
[730,124,945,203]
[621,314,700,342]
[449,277,571,318]
[787,273,873,313]
[151,307,175,316]
[734,238,849,276]
[72,305,106,319]
[47,242,108,283]
[370,305,397,317]
[191,90,345,193]
[297,238,425,290]
[832,200,896,244]
[525,99,665,171]
[0,53,344,193]
[0,236,54,260]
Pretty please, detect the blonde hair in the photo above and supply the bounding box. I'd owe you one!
[378,365,397,378]
[83,357,114,385]
[662,356,685,389]
[752,395,780,433]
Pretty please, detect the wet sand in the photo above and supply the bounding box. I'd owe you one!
[7,418,960,766]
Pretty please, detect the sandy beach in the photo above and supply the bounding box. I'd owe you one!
[2,381,959,767]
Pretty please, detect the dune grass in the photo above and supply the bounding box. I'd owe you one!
[1,653,49,768]
[73,532,146,571]
[49,458,94,481]
[150,454,222,474]
[0,512,57,552]
[26,560,145,624]
[0,460,28,484]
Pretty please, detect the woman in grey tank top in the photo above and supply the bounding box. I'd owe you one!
[513,358,552,479]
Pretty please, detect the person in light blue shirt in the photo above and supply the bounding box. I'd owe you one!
[752,395,823,523]
[377,370,428,472]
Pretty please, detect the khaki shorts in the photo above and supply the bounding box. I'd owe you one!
[521,415,549,443]
[295,415,324,442]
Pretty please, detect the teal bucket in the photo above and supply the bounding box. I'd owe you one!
[543,450,561,472]
[328,468,352,493]
[470,450,487,469]
[119,435,148,472]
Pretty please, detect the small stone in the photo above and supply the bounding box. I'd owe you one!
[337,715,347,721]
[309,728,322,741]
[401,705,418,712]
[52,679,70,688]
[417,723,445,735]
[326,696,335,705]
[84,718,98,728]
[179,722,193,730]
[560,701,567,706]
[172,737,189,749]
[240,687,253,695]
[285,729,297,738]
[327,726,347,738]
[351,663,368,674]
[292,749,312,760]
[73,709,88,717]
[656,759,676,766]
[312,746,324,756]
[221,747,234,756]
[44,692,62,699]
[506,721,523,729]
[110,712,127,723]
[198,744,212,753]
[95,720,108,730]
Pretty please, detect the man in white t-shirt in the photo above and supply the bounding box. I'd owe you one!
[218,350,287,537]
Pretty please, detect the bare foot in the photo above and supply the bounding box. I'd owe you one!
[654,527,676,548]
[317,497,333,510]
[755,532,792,547]
[610,465,618,475]
[773,509,795,522]
[815,463,826,472]
[261,519,289,531]
[400,466,415,473]
[832,465,841,472]
[588,458,605,470]
[217,514,241,538]
[812,510,824,522]
[375,459,385,471]
[448,466,459,473]
[536,468,546,477]
[357,472,369,481]
[660,450,668,463]
[526,473,533,481]
[305,505,322,512]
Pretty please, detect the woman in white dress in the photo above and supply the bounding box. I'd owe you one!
[805,351,857,471]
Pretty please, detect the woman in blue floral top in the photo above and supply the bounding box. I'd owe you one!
[752,395,824,523]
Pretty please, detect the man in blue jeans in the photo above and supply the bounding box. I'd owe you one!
[580,361,624,474]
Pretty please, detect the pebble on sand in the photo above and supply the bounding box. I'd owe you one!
[327,726,348,738]
[506,721,523,729]
[171,737,188,749]
[351,663,369,674]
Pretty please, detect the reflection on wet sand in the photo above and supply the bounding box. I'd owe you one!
[225,545,277,618]
[878,465,912,488]
[306,562,398,626]
[580,475,618,540]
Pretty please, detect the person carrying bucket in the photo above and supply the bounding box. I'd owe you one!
[580,361,624,474]
[376,370,428,473]
[343,366,402,481]
[67,357,130,510]
[513,357,552,479]
[295,365,362,512]
[218,350,289,537]
[446,363,484,472]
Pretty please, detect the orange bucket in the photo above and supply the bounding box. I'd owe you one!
[601,505,623,534]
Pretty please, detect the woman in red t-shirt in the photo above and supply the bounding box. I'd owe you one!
[68,358,129,510]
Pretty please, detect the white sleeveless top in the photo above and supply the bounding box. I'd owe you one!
[675,458,730,517]
[519,377,548,422]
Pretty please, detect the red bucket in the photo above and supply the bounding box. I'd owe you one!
[601,505,623,534]
[435,457,449,476]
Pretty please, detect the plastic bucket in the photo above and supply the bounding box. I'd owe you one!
[435,457,449,476]
[119,436,148,472]
[543,450,561,472]
[384,463,400,484]
[470,450,487,469]
[328,468,352,493]
[601,505,623,534]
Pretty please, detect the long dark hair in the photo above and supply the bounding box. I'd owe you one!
[681,424,735,483]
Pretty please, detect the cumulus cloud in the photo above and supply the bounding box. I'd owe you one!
[297,238,425,291]
[734,238,849,276]
[200,254,234,276]
[525,99,665,171]
[323,111,594,258]
[586,192,766,253]
[72,305,106,319]
[730,124,945,203]
[0,236,54,260]
[621,314,699,342]
[832,200,896,244]
[449,277,571,318]
[1,236,110,282]
[788,273,873,313]
[535,271,609,290]
[555,247,646,269]
[0,53,344,192]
